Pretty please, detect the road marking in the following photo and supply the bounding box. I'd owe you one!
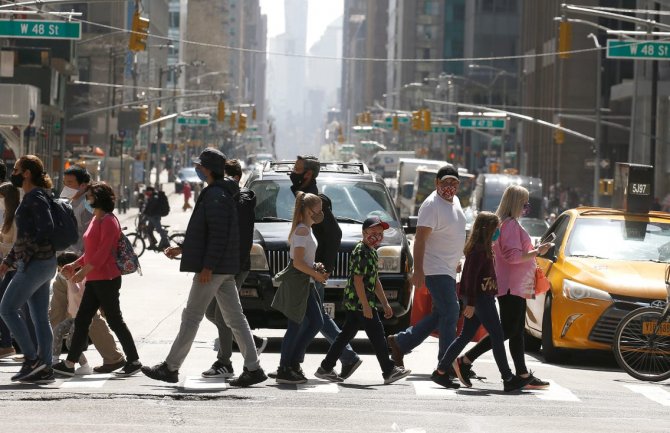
[412,380,458,397]
[624,384,670,407]
[60,374,112,389]
[527,379,580,401]
[182,376,228,392]
[297,382,339,393]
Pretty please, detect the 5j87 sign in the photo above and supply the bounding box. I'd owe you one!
[606,40,670,60]
[0,20,82,40]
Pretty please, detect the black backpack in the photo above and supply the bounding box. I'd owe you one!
[49,197,79,251]
[157,191,170,217]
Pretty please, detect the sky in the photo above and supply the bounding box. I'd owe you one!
[260,0,343,51]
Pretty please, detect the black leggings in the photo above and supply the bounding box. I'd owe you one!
[464,293,528,376]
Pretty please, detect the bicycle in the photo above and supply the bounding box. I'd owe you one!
[130,214,185,258]
[612,264,670,382]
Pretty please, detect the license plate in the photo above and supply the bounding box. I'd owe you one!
[642,321,670,336]
[323,303,335,319]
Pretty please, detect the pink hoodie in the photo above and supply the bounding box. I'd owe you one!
[492,218,536,299]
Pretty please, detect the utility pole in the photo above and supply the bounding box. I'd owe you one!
[155,68,163,188]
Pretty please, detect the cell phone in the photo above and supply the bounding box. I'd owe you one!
[547,233,557,243]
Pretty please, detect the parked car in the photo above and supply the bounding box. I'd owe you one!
[174,167,203,193]
[240,160,414,333]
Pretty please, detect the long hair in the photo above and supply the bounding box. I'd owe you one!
[288,191,321,242]
[495,185,529,221]
[17,155,53,189]
[0,182,19,234]
[464,211,499,258]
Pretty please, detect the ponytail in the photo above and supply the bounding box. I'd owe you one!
[288,192,322,243]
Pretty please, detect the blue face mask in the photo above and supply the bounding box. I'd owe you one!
[492,228,500,242]
[196,168,207,182]
[84,200,94,214]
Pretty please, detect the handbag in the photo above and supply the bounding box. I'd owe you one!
[535,264,550,295]
[112,215,141,276]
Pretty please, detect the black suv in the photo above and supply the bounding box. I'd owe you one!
[240,161,414,333]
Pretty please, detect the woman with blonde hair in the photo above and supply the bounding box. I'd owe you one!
[453,185,553,390]
[272,191,327,384]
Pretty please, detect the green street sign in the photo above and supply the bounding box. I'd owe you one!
[431,125,457,135]
[384,116,409,124]
[458,117,506,130]
[177,116,209,126]
[0,20,81,40]
[248,125,258,132]
[606,39,670,60]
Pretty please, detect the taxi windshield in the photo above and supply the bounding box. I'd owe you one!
[566,218,670,262]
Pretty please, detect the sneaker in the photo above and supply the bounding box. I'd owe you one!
[384,366,411,384]
[314,366,344,383]
[141,362,179,383]
[503,374,534,392]
[253,335,268,355]
[292,364,307,381]
[387,335,404,367]
[453,357,472,388]
[11,358,46,382]
[75,364,93,376]
[267,370,278,379]
[115,360,142,377]
[339,359,363,380]
[229,367,267,387]
[0,346,16,359]
[430,370,460,389]
[523,372,550,390]
[52,360,75,377]
[275,366,307,384]
[20,367,55,384]
[202,361,234,378]
[93,359,126,374]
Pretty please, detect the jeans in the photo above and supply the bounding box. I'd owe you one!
[322,310,394,377]
[464,293,528,375]
[437,295,513,380]
[297,281,359,366]
[394,274,460,361]
[205,271,248,364]
[0,258,57,364]
[279,285,324,367]
[166,274,259,371]
[68,277,139,364]
[0,271,15,348]
[146,215,169,247]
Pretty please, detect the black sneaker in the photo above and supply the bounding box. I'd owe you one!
[229,367,267,387]
[339,359,362,380]
[431,370,460,389]
[11,358,46,382]
[453,357,472,388]
[253,335,268,355]
[52,360,75,377]
[202,360,234,378]
[387,335,405,367]
[504,374,534,392]
[275,366,307,384]
[141,362,179,383]
[523,372,550,390]
[267,370,278,379]
[20,367,55,384]
[383,366,411,384]
[292,364,307,381]
[314,366,344,383]
[115,360,142,377]
[93,359,126,374]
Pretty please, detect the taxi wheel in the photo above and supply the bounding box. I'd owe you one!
[541,294,568,363]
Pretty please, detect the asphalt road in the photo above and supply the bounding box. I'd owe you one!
[1,185,669,433]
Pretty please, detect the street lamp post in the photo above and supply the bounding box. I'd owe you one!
[588,33,602,207]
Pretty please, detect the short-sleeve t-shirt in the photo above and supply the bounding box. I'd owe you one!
[290,223,317,268]
[416,191,467,278]
[343,241,379,311]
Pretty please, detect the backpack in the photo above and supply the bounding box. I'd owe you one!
[157,191,170,217]
[49,197,79,251]
[112,215,141,275]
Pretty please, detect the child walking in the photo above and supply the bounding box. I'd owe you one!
[315,216,411,384]
[431,211,532,392]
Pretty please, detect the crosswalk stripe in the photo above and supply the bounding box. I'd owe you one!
[297,382,339,393]
[624,384,670,407]
[412,380,458,397]
[527,379,580,401]
[181,376,228,391]
[59,373,112,389]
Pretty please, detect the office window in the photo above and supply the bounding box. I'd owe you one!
[423,48,431,59]
[169,12,180,28]
[424,0,439,15]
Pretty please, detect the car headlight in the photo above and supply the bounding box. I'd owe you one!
[378,246,402,273]
[249,244,269,271]
[562,279,612,302]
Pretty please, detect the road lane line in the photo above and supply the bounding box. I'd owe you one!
[181,376,228,392]
[624,384,670,407]
[527,379,580,401]
[59,374,112,389]
[297,382,339,393]
[412,380,458,397]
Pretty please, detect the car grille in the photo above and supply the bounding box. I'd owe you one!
[589,297,662,344]
[266,249,351,279]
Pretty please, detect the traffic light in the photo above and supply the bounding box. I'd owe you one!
[411,111,422,131]
[422,109,431,132]
[599,179,614,196]
[238,113,247,132]
[128,11,150,52]
[554,127,565,145]
[138,105,149,124]
[559,21,572,59]
[230,111,236,128]
[252,107,257,121]
[217,100,225,122]
[392,115,399,131]
[153,106,163,124]
[489,162,500,173]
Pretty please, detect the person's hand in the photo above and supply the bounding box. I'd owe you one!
[71,269,86,284]
[362,304,373,319]
[61,263,75,279]
[456,261,463,274]
[413,270,425,292]
[382,302,393,319]
[537,242,553,255]
[0,263,8,277]
[164,246,182,259]
[199,268,212,284]
[463,305,475,319]
[314,271,329,284]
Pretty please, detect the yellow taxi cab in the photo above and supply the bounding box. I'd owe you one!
[526,163,670,362]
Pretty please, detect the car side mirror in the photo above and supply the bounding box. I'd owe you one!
[403,216,418,235]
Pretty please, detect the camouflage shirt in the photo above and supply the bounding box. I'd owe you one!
[343,241,379,311]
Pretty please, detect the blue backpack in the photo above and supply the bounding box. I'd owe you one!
[49,197,79,251]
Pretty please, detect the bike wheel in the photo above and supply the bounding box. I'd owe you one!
[169,232,185,248]
[613,307,670,382]
[126,232,146,258]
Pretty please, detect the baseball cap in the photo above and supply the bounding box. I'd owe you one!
[192,148,226,175]
[363,216,390,231]
[436,165,459,181]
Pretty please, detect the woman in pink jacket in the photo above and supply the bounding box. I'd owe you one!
[453,185,553,390]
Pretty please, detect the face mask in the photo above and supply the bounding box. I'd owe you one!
[60,185,79,199]
[492,228,500,242]
[84,200,94,214]
[196,168,207,182]
[290,171,305,188]
[522,202,531,217]
[10,173,23,188]
[311,210,324,224]
[0,200,5,212]
[437,184,457,201]
[364,233,383,248]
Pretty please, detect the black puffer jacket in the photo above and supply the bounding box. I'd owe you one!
[180,178,240,275]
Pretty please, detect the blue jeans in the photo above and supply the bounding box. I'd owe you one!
[437,294,513,380]
[280,285,324,367]
[0,258,57,364]
[395,274,459,361]
[297,281,359,366]
[146,215,169,247]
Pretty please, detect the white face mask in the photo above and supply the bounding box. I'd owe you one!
[0,200,4,212]
[60,185,79,199]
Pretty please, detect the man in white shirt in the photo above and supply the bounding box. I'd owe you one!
[388,165,466,368]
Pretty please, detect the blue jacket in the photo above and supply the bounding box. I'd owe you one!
[179,178,240,275]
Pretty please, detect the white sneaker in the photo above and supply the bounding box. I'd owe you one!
[75,364,93,375]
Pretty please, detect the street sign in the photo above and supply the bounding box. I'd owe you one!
[176,116,209,126]
[585,159,610,169]
[385,116,409,124]
[0,20,82,40]
[458,117,506,130]
[431,125,457,134]
[606,39,670,60]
